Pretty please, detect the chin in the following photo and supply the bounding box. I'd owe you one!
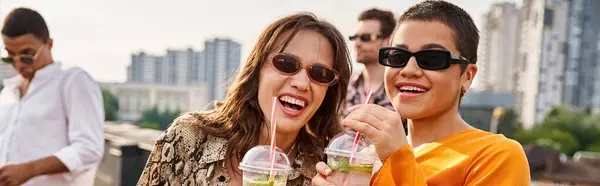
[396,105,427,119]
[19,73,33,79]
[398,113,420,120]
[356,57,366,63]
[275,123,304,135]
[278,114,308,126]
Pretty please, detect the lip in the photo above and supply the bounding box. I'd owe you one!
[394,82,430,100]
[277,93,309,118]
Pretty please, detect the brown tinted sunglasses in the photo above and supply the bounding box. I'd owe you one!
[268,53,339,86]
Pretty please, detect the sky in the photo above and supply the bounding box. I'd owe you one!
[0,0,518,83]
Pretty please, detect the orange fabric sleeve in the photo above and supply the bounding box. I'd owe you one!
[369,139,531,186]
[370,144,428,186]
[463,140,531,185]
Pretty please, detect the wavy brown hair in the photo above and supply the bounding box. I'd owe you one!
[190,12,351,172]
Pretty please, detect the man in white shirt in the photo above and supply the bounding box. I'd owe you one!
[0,8,104,186]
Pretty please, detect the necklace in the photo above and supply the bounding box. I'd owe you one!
[287,141,297,157]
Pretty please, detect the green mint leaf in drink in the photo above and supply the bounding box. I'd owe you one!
[248,181,270,186]
[337,157,351,174]
[247,176,283,186]
[255,175,269,182]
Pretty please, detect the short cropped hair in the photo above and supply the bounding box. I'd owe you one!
[358,8,396,39]
[2,8,50,41]
[398,0,479,65]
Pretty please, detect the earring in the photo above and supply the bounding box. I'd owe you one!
[461,90,466,102]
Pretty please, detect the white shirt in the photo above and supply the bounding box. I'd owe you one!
[0,63,104,186]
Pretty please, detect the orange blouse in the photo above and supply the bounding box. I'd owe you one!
[371,129,531,186]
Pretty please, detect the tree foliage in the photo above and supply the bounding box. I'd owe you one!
[497,108,519,138]
[513,105,600,156]
[138,107,180,130]
[102,89,119,121]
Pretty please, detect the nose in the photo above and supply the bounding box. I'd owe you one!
[12,58,28,68]
[399,57,424,78]
[290,68,310,91]
[354,39,364,47]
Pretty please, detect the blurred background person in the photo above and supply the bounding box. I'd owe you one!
[344,8,396,117]
[0,7,104,186]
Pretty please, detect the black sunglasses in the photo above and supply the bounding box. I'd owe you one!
[269,53,339,86]
[349,33,383,42]
[2,44,45,64]
[378,47,473,70]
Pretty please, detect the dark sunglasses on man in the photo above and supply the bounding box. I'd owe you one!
[349,33,383,42]
[378,47,474,70]
[1,44,45,64]
[268,53,339,86]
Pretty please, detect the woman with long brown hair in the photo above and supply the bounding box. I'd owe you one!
[137,12,352,186]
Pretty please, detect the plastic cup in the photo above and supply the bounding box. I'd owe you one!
[239,145,293,186]
[324,131,378,186]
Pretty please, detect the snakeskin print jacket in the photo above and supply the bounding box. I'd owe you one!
[136,113,321,186]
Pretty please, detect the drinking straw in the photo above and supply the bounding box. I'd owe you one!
[350,89,373,163]
[269,96,278,182]
[342,89,374,186]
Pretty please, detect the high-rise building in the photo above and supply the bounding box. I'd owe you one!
[126,38,241,101]
[517,0,569,127]
[165,49,198,85]
[128,52,161,84]
[564,0,600,112]
[516,0,600,127]
[204,38,241,101]
[188,50,206,85]
[477,2,520,93]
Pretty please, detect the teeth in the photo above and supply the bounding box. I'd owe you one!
[400,86,426,92]
[279,95,306,108]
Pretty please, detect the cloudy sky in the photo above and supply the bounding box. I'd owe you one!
[0,0,518,83]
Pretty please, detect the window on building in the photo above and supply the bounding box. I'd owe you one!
[557,74,564,81]
[562,42,569,55]
[522,54,528,70]
[533,11,539,26]
[544,8,554,27]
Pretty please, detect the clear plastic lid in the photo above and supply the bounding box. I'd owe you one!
[324,131,378,163]
[239,145,293,175]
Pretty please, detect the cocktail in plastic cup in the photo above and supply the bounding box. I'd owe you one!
[239,145,292,186]
[325,131,378,186]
